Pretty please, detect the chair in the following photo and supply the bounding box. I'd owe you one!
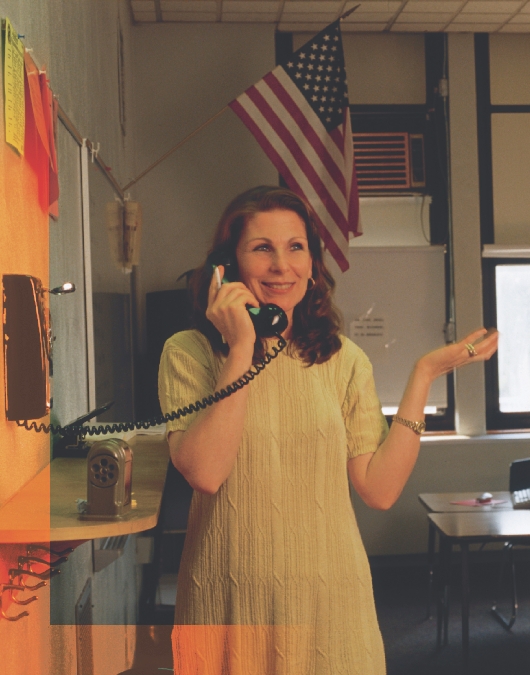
[491,457,530,630]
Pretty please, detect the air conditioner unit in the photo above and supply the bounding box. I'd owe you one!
[353,132,426,192]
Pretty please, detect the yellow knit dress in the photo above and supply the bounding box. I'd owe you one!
[158,330,389,675]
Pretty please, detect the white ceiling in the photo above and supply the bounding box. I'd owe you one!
[129,0,530,32]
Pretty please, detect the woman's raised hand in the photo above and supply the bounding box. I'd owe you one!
[206,265,259,352]
[416,328,499,382]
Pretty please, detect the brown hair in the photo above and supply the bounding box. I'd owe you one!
[190,186,342,366]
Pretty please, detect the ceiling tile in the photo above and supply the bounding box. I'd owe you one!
[347,12,397,20]
[390,22,446,30]
[131,0,156,10]
[459,1,522,13]
[222,11,277,20]
[403,1,463,11]
[278,21,333,30]
[162,11,218,20]
[339,21,388,30]
[500,22,530,28]
[223,1,280,11]
[519,0,530,11]
[445,21,503,29]
[283,1,341,12]
[133,11,158,21]
[343,0,401,12]
[395,12,455,21]
[281,12,339,20]
[508,11,530,19]
[452,12,511,20]
[161,0,217,11]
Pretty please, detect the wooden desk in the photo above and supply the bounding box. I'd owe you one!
[0,433,169,543]
[418,492,513,619]
[429,511,530,662]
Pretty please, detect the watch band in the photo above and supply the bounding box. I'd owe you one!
[392,415,426,435]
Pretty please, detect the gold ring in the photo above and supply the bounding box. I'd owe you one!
[465,343,477,357]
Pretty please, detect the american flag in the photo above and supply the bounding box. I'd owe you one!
[229,20,360,272]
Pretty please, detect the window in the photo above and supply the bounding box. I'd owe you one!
[476,34,530,430]
[483,257,530,430]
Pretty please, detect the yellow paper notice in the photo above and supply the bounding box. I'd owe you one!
[3,18,25,155]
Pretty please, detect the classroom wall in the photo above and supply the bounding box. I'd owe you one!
[0,2,138,674]
[130,22,278,351]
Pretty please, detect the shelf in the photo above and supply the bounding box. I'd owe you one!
[0,433,169,543]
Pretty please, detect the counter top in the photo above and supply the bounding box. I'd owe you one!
[0,433,169,543]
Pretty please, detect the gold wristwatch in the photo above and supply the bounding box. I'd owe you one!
[392,415,426,435]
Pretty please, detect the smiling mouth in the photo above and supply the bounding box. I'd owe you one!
[261,282,294,290]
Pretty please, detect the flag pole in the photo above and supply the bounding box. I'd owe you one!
[339,4,361,21]
[122,105,229,191]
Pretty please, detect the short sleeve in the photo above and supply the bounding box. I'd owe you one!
[341,348,389,459]
[158,331,219,437]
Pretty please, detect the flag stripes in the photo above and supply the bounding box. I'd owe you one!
[229,20,359,271]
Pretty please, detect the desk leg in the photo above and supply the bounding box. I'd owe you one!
[436,534,451,649]
[443,539,451,647]
[461,542,470,664]
[426,519,436,620]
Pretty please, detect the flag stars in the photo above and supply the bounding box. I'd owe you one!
[311,95,318,101]
[313,85,320,92]
[303,83,310,90]
[308,64,314,71]
[309,54,316,60]
[312,43,318,50]
[323,34,330,41]
[299,52,306,59]
[315,75,322,82]
[295,72,302,79]
[287,61,294,68]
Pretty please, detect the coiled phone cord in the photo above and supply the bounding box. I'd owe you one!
[16,335,287,438]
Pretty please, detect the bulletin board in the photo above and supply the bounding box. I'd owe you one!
[329,245,447,410]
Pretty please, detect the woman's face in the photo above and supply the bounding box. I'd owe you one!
[235,209,313,330]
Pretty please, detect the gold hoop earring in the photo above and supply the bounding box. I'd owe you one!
[307,277,315,290]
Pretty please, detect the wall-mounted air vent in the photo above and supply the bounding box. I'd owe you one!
[353,133,425,192]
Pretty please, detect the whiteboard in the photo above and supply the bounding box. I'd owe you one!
[326,246,447,409]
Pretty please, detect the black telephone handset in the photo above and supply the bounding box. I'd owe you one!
[207,251,288,338]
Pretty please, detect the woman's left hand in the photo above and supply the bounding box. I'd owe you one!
[416,328,499,382]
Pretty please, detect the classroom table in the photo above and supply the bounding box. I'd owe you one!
[428,510,530,663]
[418,491,512,619]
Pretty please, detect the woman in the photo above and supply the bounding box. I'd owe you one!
[158,186,498,675]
